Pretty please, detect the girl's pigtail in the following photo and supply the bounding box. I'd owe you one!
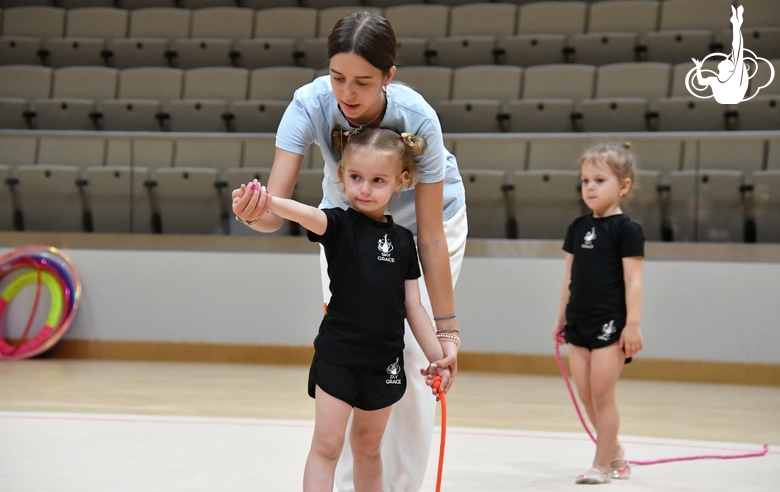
[400,132,427,155]
[331,128,350,153]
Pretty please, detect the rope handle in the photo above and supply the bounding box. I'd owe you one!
[432,375,447,492]
[554,334,769,465]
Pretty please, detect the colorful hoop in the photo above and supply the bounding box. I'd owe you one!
[0,246,81,360]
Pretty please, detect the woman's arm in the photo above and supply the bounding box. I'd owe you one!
[553,253,573,343]
[231,148,304,232]
[621,256,644,358]
[414,180,459,373]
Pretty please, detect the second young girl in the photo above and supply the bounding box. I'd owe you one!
[234,127,455,492]
[553,142,645,485]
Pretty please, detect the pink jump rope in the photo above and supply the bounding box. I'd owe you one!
[554,333,769,465]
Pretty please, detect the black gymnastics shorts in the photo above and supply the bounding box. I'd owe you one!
[308,352,407,411]
[565,313,632,363]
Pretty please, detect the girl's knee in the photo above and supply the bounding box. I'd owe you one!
[350,429,383,458]
[312,434,345,461]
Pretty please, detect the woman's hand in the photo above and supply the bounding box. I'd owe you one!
[232,179,270,225]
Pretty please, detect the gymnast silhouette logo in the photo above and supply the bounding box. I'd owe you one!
[686,5,775,104]
[597,320,617,342]
[581,228,596,249]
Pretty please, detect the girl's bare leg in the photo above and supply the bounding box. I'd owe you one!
[588,343,626,472]
[350,405,393,492]
[304,386,353,492]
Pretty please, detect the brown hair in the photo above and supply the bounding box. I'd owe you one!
[331,127,425,189]
[327,11,397,73]
[579,142,638,196]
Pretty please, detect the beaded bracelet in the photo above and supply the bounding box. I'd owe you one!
[436,332,461,347]
[235,215,261,226]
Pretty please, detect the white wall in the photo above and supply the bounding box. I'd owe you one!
[2,244,779,364]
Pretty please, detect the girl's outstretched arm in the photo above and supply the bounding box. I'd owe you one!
[259,186,327,236]
[553,253,573,344]
[621,256,644,358]
[404,278,453,394]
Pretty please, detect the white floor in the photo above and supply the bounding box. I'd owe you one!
[1,412,777,492]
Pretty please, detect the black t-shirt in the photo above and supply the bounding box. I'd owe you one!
[563,213,645,323]
[308,208,422,367]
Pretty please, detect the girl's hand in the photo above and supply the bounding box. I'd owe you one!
[619,325,643,359]
[420,364,452,400]
[553,321,566,344]
[232,179,270,224]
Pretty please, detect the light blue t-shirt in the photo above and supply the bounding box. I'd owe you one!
[275,75,465,234]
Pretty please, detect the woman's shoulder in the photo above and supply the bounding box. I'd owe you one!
[387,82,437,121]
[292,75,333,104]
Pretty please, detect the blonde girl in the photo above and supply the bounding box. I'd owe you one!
[553,142,645,484]
[235,127,454,492]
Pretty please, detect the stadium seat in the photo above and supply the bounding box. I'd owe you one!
[595,62,672,106]
[228,100,287,133]
[317,7,382,38]
[1,6,65,38]
[45,6,128,67]
[153,167,223,235]
[168,38,233,69]
[498,34,566,67]
[85,166,153,234]
[121,0,177,8]
[307,0,361,9]
[33,66,117,130]
[668,169,746,242]
[517,1,587,36]
[522,64,595,103]
[630,138,684,174]
[395,37,428,67]
[461,169,511,238]
[579,98,649,132]
[107,38,169,69]
[183,67,249,101]
[428,36,497,68]
[132,138,174,170]
[750,58,779,96]
[436,100,502,133]
[752,170,780,243]
[451,65,522,103]
[738,27,780,61]
[656,97,730,131]
[587,0,659,34]
[14,164,84,232]
[126,7,190,40]
[738,0,780,28]
[0,36,43,66]
[241,137,278,168]
[392,66,452,110]
[179,0,235,8]
[233,38,297,69]
[449,3,517,37]
[527,139,590,171]
[253,8,317,40]
[734,95,780,131]
[453,137,528,172]
[248,67,315,101]
[42,38,106,68]
[659,0,732,32]
[244,0,298,7]
[191,7,254,40]
[505,99,575,133]
[695,139,766,174]
[37,135,105,172]
[0,66,52,129]
[568,33,639,66]
[512,169,583,240]
[0,134,37,167]
[643,30,714,65]
[384,5,448,40]
[295,37,329,69]
[58,1,114,7]
[173,138,242,173]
